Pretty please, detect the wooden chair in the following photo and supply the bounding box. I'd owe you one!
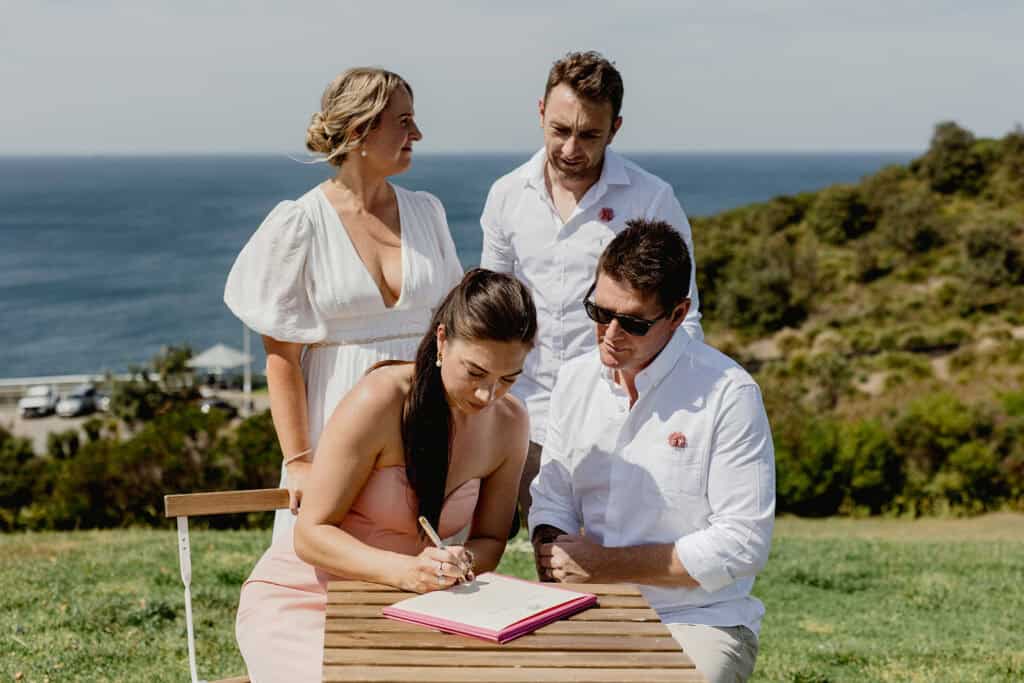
[164,488,290,683]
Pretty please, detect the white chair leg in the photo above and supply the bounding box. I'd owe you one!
[176,516,205,683]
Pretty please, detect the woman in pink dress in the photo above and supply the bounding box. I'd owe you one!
[236,269,537,682]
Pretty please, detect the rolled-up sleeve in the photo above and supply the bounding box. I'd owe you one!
[648,185,703,341]
[527,374,581,537]
[674,384,775,593]
[480,184,515,273]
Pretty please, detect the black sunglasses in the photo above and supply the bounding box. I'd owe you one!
[582,283,669,336]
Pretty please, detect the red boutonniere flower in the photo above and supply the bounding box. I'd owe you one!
[668,432,687,448]
[599,207,615,222]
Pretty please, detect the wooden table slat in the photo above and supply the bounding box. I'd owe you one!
[322,665,704,682]
[323,648,693,668]
[326,581,643,596]
[326,604,660,621]
[325,632,681,652]
[325,618,671,636]
[327,591,648,608]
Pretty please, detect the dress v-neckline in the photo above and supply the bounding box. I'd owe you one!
[318,183,407,310]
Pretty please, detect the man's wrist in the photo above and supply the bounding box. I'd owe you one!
[531,524,565,546]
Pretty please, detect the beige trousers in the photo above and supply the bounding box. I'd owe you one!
[666,623,759,683]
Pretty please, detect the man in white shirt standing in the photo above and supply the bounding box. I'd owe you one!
[529,220,775,683]
[481,51,703,526]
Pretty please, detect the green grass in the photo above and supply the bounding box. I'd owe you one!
[2,516,1022,682]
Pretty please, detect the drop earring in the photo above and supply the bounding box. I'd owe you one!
[435,351,443,368]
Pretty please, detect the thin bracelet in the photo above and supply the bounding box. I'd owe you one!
[283,448,312,465]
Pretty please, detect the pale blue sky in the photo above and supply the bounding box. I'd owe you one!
[2,1,1021,154]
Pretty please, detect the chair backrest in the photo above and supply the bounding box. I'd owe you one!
[164,489,289,683]
[164,489,290,518]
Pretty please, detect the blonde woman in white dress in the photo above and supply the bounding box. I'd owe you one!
[224,68,463,541]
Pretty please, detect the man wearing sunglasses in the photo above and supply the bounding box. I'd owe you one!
[529,219,775,683]
[480,51,703,532]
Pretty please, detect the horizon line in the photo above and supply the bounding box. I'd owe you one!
[0,148,922,159]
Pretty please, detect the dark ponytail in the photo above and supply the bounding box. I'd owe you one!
[403,269,537,533]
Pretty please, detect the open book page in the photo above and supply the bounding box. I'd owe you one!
[386,572,589,632]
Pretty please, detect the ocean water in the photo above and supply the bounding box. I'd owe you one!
[0,152,911,378]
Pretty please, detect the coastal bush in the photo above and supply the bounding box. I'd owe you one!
[838,420,903,514]
[877,184,951,255]
[859,163,911,214]
[1001,390,1024,417]
[716,234,814,334]
[961,213,1024,289]
[110,345,200,424]
[806,352,854,410]
[890,393,993,505]
[774,417,845,516]
[0,427,37,530]
[9,405,282,531]
[916,121,987,195]
[805,185,874,245]
[851,234,896,282]
[986,124,1024,203]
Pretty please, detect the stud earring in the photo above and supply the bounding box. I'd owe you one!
[360,147,367,158]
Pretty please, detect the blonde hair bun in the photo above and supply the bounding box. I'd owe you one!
[304,67,412,166]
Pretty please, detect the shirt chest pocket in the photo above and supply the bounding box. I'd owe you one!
[637,445,705,503]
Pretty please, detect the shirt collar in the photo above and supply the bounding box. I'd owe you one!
[521,147,632,192]
[599,327,693,397]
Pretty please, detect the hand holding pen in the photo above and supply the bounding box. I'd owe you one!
[418,515,476,587]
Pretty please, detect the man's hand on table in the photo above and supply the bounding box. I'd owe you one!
[536,533,611,583]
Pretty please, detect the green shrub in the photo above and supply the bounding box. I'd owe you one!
[10,406,282,531]
[1001,390,1024,417]
[0,427,38,530]
[774,417,845,516]
[806,185,874,245]
[961,213,1024,289]
[878,184,951,255]
[934,441,1006,511]
[838,420,903,513]
[915,121,987,195]
[716,234,814,334]
[890,393,993,502]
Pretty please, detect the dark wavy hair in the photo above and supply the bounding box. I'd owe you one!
[403,269,537,533]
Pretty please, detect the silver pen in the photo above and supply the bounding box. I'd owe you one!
[418,515,474,584]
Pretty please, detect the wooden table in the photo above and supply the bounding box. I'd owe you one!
[323,579,703,682]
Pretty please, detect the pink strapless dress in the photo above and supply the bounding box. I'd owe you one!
[235,466,480,683]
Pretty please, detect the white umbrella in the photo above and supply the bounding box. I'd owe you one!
[186,343,252,374]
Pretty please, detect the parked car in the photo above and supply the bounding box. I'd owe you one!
[56,384,98,417]
[199,397,238,419]
[18,385,58,418]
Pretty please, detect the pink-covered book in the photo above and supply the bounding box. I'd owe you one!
[381,572,597,643]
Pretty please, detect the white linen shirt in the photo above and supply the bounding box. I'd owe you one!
[528,329,775,635]
[480,148,703,444]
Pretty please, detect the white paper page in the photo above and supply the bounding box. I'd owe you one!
[389,573,587,632]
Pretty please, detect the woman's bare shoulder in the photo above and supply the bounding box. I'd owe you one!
[343,363,414,415]
[493,392,529,437]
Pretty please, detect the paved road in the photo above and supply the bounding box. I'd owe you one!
[0,391,270,453]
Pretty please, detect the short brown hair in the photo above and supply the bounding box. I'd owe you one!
[544,51,624,120]
[597,219,691,312]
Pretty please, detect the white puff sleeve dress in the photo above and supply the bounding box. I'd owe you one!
[224,183,463,540]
